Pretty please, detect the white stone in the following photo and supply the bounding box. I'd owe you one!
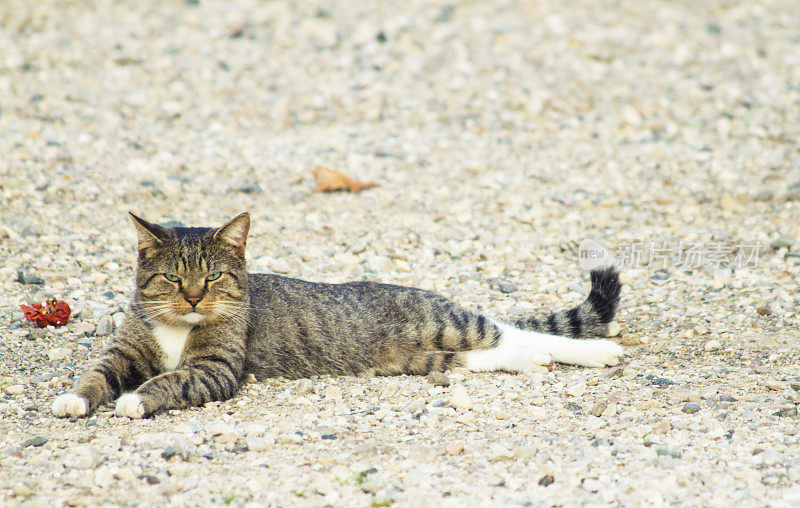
[112,312,126,328]
[244,423,267,437]
[47,348,69,362]
[207,423,233,436]
[605,321,621,338]
[5,384,24,395]
[566,382,587,397]
[245,437,273,452]
[450,387,474,410]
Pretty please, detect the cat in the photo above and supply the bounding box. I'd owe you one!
[52,212,624,419]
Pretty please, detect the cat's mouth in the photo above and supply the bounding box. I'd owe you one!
[181,312,206,325]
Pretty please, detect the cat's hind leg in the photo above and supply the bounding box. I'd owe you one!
[384,347,553,376]
[396,302,556,374]
[461,344,554,373]
[490,320,623,368]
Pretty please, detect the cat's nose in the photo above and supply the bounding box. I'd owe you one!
[184,295,203,308]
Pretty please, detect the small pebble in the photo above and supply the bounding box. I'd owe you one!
[769,234,795,250]
[538,474,555,487]
[656,448,681,459]
[774,407,798,418]
[16,268,44,285]
[426,372,450,387]
[449,387,474,410]
[324,386,343,400]
[276,433,304,445]
[753,190,774,202]
[5,384,24,395]
[682,403,702,414]
[207,423,233,436]
[445,442,465,455]
[566,382,586,397]
[47,347,69,362]
[238,182,263,194]
[95,316,114,336]
[591,402,607,417]
[605,321,621,338]
[498,282,516,293]
[296,378,314,394]
[12,483,32,498]
[245,437,272,452]
[23,436,47,447]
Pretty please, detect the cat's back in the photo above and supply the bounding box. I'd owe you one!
[246,272,434,308]
[243,273,419,377]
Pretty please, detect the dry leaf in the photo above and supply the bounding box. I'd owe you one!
[312,166,379,193]
[19,299,71,328]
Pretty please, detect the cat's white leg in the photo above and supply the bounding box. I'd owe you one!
[463,346,553,373]
[464,321,553,372]
[52,393,88,417]
[488,321,624,368]
[538,334,623,367]
[115,393,145,419]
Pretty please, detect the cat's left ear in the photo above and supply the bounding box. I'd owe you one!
[213,212,250,256]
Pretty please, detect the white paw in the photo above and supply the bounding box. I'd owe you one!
[521,350,555,373]
[52,393,88,417]
[115,393,145,419]
[573,340,624,368]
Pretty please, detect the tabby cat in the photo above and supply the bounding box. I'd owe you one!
[52,213,624,419]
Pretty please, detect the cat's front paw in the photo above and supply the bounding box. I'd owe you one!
[115,393,145,419]
[52,393,88,417]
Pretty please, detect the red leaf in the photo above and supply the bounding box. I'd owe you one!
[19,299,71,328]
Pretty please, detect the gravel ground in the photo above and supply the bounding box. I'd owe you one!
[2,0,800,506]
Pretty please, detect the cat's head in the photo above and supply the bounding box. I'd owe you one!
[129,212,250,327]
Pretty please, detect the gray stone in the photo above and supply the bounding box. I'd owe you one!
[96,316,114,336]
[682,403,702,414]
[753,190,774,202]
[16,268,44,285]
[238,182,263,194]
[498,282,517,293]
[770,234,795,250]
[23,436,47,447]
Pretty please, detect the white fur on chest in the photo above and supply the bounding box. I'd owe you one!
[152,324,192,370]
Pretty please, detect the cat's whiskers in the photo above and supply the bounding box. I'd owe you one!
[135,300,182,324]
[211,301,251,328]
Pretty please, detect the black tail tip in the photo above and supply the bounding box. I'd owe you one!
[588,266,621,323]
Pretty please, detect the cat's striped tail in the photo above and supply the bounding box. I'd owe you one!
[514,267,621,338]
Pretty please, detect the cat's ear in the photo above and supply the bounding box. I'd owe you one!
[129,212,167,255]
[213,212,250,256]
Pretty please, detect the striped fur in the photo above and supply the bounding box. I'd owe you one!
[513,267,621,337]
[52,213,622,419]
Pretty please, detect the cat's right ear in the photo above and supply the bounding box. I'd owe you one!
[129,212,166,256]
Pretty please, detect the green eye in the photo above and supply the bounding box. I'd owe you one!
[206,272,222,281]
[164,273,181,282]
